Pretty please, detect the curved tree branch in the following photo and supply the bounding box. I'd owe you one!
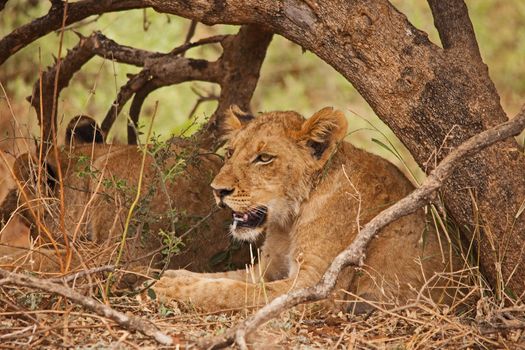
[201,104,525,349]
[127,80,159,145]
[89,31,163,66]
[0,0,151,65]
[100,53,223,140]
[28,31,161,145]
[100,70,153,139]
[27,29,226,144]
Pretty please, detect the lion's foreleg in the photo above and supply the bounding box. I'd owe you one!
[153,273,295,312]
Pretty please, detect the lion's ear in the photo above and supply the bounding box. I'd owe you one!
[66,115,104,146]
[221,105,254,136]
[297,107,347,162]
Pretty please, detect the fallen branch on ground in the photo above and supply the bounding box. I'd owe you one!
[0,268,172,346]
[48,265,115,283]
[200,105,525,349]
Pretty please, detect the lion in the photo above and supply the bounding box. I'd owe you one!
[0,117,252,277]
[153,106,464,313]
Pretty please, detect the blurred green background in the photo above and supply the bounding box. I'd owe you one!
[1,1,524,183]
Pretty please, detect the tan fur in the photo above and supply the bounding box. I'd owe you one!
[0,143,252,276]
[153,107,462,312]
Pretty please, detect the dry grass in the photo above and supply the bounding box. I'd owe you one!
[1,279,524,349]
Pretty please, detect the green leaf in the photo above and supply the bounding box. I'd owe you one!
[371,138,402,162]
[147,287,157,300]
[209,250,229,266]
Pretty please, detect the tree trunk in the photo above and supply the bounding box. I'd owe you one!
[148,0,525,297]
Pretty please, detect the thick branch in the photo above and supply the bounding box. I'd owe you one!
[89,31,163,66]
[0,268,172,345]
[202,106,525,349]
[127,81,159,144]
[427,0,483,62]
[100,71,152,138]
[0,0,150,65]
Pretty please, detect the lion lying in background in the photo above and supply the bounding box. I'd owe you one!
[0,116,251,278]
[153,107,465,312]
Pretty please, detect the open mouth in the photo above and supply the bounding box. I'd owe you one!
[231,206,268,229]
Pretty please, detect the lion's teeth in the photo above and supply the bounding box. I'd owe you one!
[233,212,249,222]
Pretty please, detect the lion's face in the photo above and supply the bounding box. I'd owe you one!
[211,107,347,241]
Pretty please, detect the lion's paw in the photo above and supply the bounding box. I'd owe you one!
[151,273,201,303]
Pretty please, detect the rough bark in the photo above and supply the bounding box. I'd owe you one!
[146,0,525,297]
[427,0,482,60]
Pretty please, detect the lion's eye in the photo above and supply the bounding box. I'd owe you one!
[225,148,234,159]
[254,153,275,164]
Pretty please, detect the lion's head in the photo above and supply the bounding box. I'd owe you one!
[211,106,348,241]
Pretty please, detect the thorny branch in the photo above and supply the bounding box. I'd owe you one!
[0,267,173,345]
[200,106,525,349]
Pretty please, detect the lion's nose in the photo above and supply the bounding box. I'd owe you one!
[212,187,234,200]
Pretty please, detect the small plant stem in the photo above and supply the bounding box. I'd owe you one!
[52,1,71,272]
[105,101,158,296]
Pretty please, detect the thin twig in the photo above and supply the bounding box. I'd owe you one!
[181,20,198,57]
[170,34,227,56]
